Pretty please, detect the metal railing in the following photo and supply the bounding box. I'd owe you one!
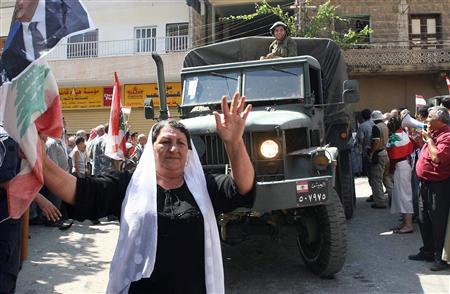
[344,46,450,67]
[46,35,191,60]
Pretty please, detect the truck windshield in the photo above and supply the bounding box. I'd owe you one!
[243,66,304,101]
[183,72,239,105]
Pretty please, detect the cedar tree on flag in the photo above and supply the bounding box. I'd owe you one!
[387,130,414,160]
[105,72,127,161]
[0,0,94,219]
[1,59,63,219]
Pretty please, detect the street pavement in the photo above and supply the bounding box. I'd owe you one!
[16,177,450,293]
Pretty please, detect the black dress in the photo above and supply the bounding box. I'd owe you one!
[64,171,254,293]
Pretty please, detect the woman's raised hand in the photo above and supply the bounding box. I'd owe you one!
[213,92,252,144]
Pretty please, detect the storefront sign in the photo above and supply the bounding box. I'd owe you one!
[124,83,181,107]
[60,87,104,109]
[103,86,113,107]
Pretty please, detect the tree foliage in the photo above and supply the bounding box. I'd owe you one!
[221,0,373,49]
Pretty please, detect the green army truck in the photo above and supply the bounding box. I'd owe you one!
[149,37,358,277]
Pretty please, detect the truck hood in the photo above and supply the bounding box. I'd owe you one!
[181,110,312,134]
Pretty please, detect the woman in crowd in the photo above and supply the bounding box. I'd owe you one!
[40,93,254,293]
[387,116,414,233]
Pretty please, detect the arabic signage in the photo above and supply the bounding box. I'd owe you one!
[103,86,113,107]
[60,87,104,109]
[124,83,181,107]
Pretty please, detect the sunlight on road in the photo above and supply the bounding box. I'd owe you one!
[418,274,450,294]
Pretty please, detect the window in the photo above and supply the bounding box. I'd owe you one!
[166,23,189,52]
[409,14,441,49]
[335,16,371,44]
[135,27,156,53]
[67,29,98,58]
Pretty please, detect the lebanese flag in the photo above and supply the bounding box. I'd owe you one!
[1,59,63,219]
[105,72,127,161]
[296,181,309,193]
[415,94,426,107]
[387,130,413,160]
[446,75,450,94]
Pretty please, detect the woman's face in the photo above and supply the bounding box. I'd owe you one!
[153,126,188,176]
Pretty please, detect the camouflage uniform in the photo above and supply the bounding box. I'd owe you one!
[269,36,298,58]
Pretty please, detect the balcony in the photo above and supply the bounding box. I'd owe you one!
[344,45,450,76]
[46,35,191,60]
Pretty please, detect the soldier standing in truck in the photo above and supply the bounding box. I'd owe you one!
[260,21,298,60]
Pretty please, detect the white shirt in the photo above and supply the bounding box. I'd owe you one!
[21,0,46,61]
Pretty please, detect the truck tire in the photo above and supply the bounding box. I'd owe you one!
[296,189,347,277]
[336,150,355,219]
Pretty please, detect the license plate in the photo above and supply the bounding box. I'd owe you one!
[295,180,328,207]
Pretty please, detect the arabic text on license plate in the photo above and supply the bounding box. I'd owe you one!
[296,180,328,206]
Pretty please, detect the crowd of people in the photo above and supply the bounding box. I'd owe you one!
[353,97,450,271]
[29,121,148,228]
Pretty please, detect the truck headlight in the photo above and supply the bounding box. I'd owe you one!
[260,140,279,159]
[312,150,329,171]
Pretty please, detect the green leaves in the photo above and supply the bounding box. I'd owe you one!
[221,0,298,36]
[221,0,373,49]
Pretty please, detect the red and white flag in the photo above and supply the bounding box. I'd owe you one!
[445,75,450,94]
[387,130,413,160]
[1,59,63,219]
[105,72,127,161]
[415,94,426,107]
[296,181,309,193]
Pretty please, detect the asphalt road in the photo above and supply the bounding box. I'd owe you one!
[16,177,450,293]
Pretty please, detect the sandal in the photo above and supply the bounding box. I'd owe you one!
[393,228,413,234]
[390,225,403,231]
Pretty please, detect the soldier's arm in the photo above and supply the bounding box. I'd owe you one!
[287,39,298,57]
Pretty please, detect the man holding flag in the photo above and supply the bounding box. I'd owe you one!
[0,0,93,291]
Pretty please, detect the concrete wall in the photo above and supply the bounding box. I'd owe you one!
[354,74,448,112]
[190,5,205,47]
[48,52,186,87]
[309,0,450,46]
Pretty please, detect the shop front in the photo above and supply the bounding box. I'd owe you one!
[61,82,181,136]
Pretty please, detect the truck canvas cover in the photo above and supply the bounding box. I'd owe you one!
[183,36,352,125]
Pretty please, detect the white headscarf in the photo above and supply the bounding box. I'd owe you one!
[107,126,224,294]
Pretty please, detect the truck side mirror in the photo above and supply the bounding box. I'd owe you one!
[342,80,359,103]
[144,97,155,120]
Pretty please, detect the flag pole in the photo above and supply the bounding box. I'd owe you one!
[20,209,29,263]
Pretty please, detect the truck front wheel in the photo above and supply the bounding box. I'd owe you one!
[336,149,356,219]
[296,189,347,277]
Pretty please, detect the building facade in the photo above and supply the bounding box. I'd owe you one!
[328,0,450,114]
[1,0,450,133]
[0,0,207,134]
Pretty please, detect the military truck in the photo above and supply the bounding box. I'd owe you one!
[148,37,358,277]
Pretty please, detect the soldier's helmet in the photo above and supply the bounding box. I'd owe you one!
[270,21,289,36]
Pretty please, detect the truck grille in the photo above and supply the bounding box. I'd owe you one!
[193,133,251,167]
